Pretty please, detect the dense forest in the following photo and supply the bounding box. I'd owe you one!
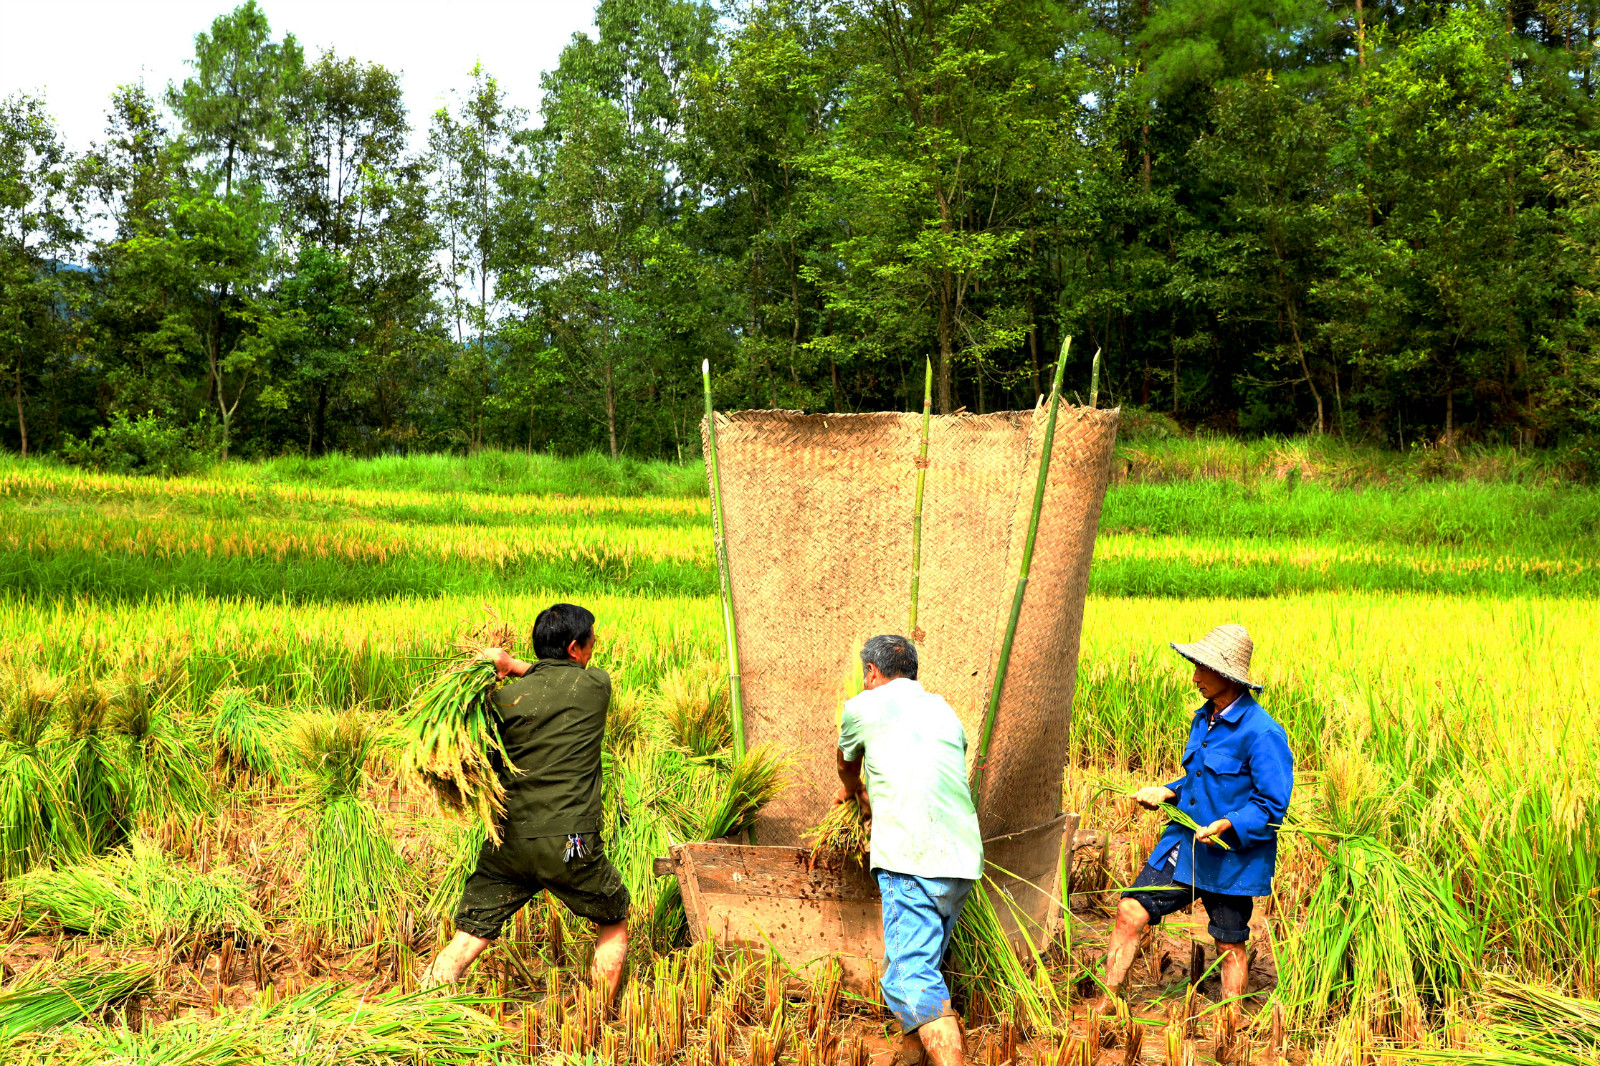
[5,0,1600,466]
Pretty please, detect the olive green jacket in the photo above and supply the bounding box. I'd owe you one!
[491,658,610,837]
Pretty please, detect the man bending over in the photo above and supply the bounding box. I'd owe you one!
[837,634,983,1066]
[423,603,630,1000]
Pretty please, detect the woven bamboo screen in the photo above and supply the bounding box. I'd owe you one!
[701,406,1119,845]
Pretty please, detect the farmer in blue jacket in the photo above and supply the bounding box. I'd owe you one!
[1093,624,1293,1013]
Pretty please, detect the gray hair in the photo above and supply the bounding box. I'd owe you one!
[861,634,918,680]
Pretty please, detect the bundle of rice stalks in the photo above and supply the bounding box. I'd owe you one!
[285,710,411,947]
[0,668,82,877]
[1383,976,1600,1066]
[54,684,118,854]
[803,799,869,872]
[694,745,786,840]
[108,678,210,825]
[0,958,154,1041]
[397,646,511,843]
[425,820,489,919]
[1156,803,1231,850]
[208,687,285,782]
[948,878,1062,1033]
[1271,832,1481,1030]
[1,836,263,944]
[14,982,505,1065]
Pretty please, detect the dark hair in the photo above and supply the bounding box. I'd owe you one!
[533,603,596,660]
[861,634,917,681]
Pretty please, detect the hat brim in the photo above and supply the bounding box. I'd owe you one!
[1170,642,1263,691]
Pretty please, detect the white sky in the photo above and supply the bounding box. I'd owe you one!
[0,0,600,153]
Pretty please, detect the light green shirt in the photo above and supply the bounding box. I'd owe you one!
[837,677,984,880]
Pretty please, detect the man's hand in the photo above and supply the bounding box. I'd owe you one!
[1195,817,1233,846]
[834,782,872,820]
[1132,786,1176,810]
[489,648,514,679]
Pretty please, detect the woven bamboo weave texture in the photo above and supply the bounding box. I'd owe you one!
[701,407,1118,844]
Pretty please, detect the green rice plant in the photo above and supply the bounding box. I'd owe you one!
[0,668,83,876]
[285,710,410,947]
[1270,832,1482,1029]
[108,674,210,825]
[397,650,511,844]
[52,683,119,854]
[2,836,263,944]
[802,799,870,871]
[0,958,154,1041]
[208,687,285,782]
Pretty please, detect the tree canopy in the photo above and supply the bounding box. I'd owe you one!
[5,0,1600,464]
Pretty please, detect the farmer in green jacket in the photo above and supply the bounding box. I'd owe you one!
[421,603,631,1000]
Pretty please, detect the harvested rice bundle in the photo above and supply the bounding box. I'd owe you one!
[109,671,211,824]
[285,710,410,948]
[695,745,786,841]
[2,836,264,944]
[803,799,870,871]
[14,981,504,1064]
[398,642,513,844]
[0,958,154,1041]
[650,747,787,945]
[0,668,82,877]
[208,687,285,782]
[1270,832,1480,1029]
[1156,802,1231,850]
[55,684,118,854]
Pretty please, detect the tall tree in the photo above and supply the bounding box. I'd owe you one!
[166,0,304,197]
[429,64,526,452]
[0,94,83,457]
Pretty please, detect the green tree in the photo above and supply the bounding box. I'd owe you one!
[429,64,527,452]
[166,0,304,197]
[518,0,718,457]
[0,93,84,457]
[811,0,1081,413]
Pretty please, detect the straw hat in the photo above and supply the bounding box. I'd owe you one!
[1170,624,1263,691]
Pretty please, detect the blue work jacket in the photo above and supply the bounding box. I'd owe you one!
[1148,692,1294,897]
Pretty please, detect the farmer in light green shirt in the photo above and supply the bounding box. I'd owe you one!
[837,634,982,1066]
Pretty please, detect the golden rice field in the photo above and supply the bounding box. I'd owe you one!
[0,452,1597,1066]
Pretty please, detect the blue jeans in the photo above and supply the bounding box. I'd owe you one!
[875,869,975,1033]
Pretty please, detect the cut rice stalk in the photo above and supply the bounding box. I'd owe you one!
[286,711,410,948]
[0,958,154,1040]
[397,650,511,843]
[803,799,870,872]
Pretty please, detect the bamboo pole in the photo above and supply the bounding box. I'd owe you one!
[702,359,747,762]
[970,336,1072,801]
[908,357,934,640]
[1090,347,1102,409]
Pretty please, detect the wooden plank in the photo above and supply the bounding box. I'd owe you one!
[681,844,879,903]
[652,857,674,877]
